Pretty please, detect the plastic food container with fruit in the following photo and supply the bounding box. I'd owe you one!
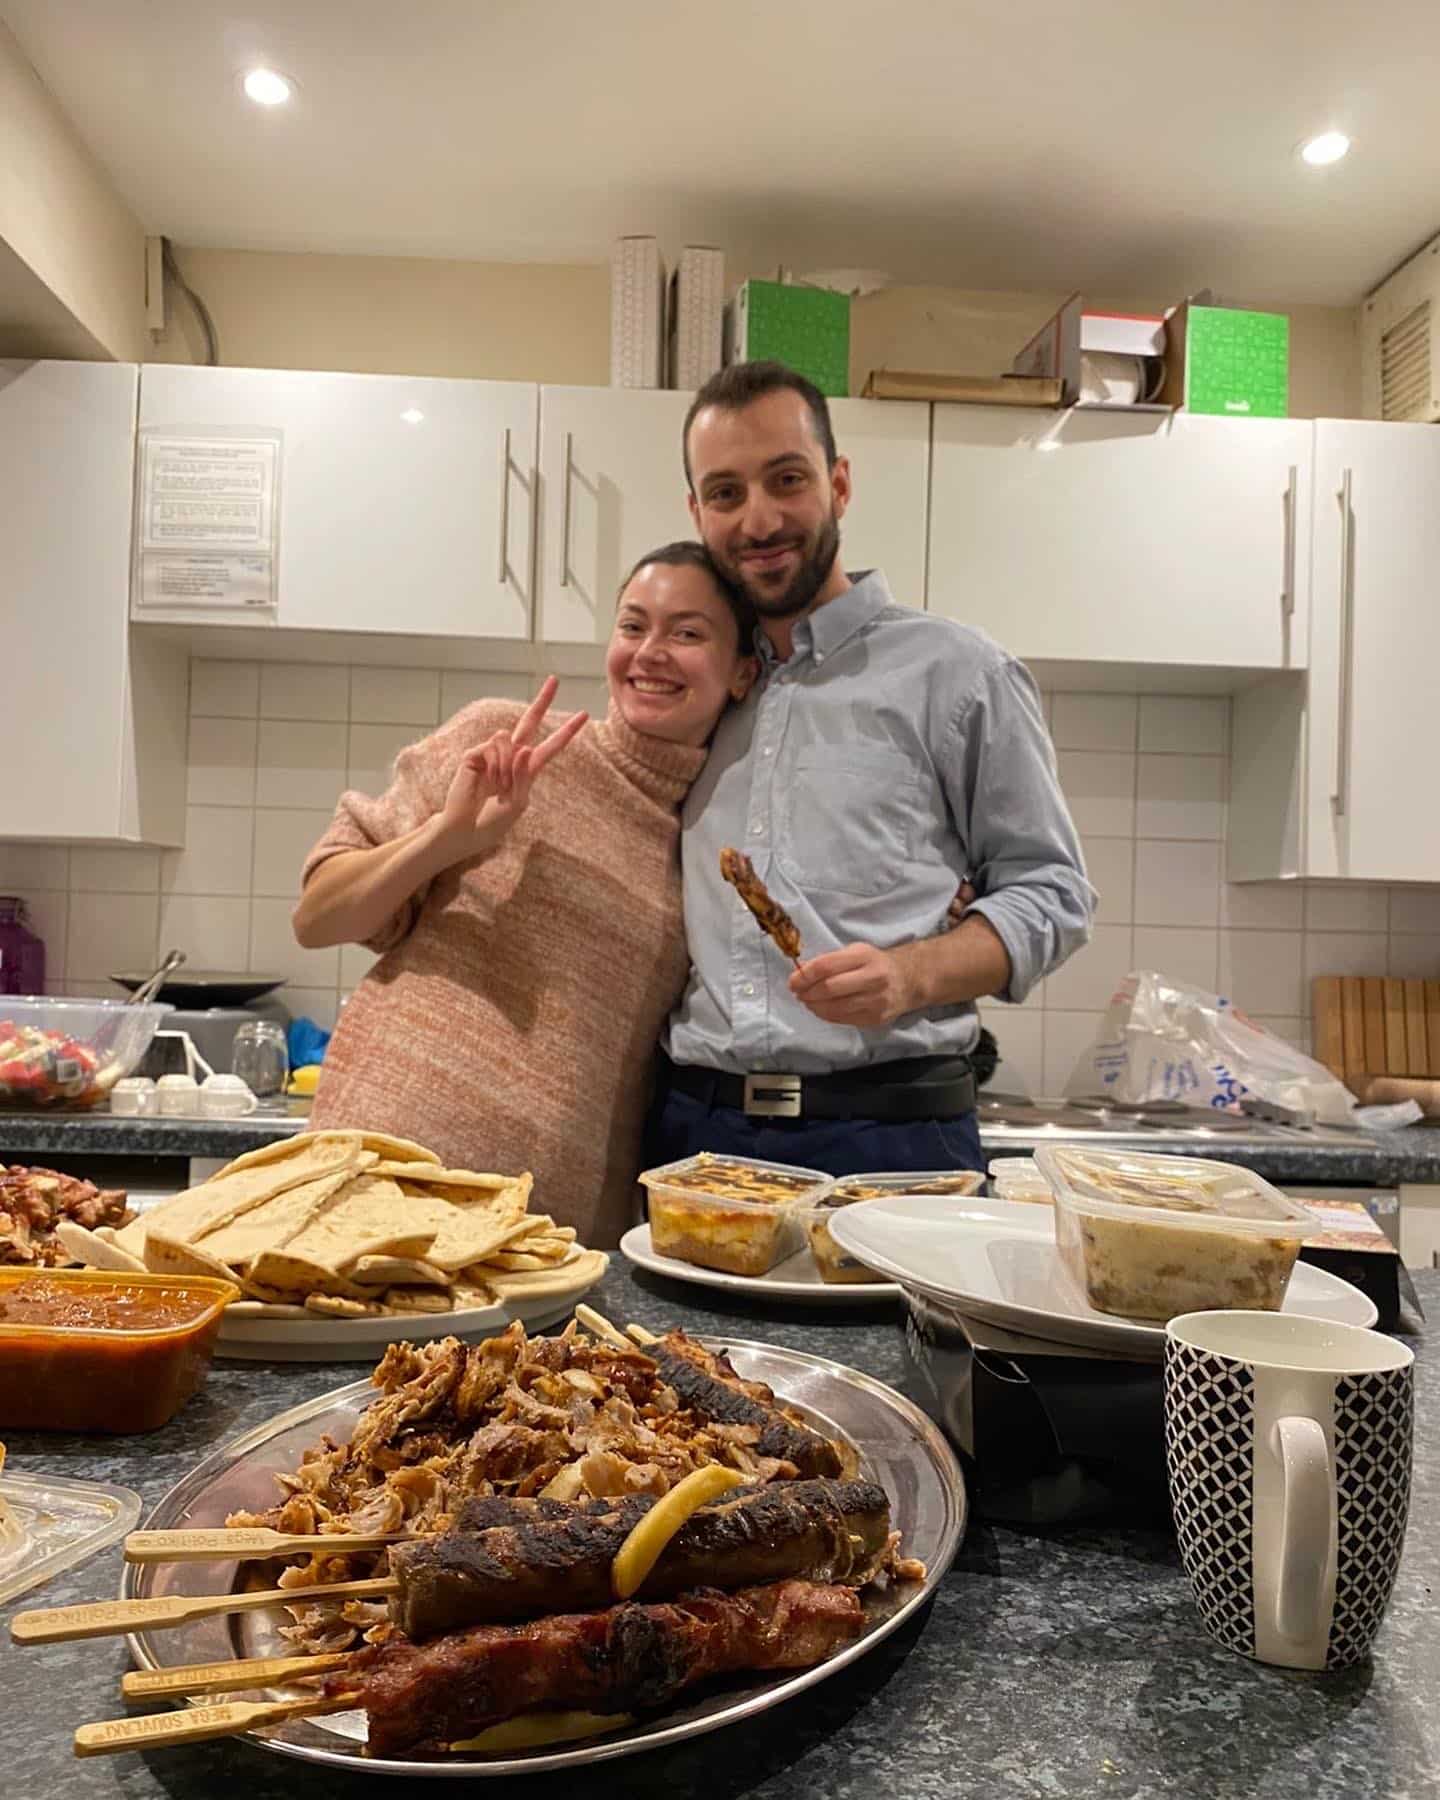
[1034,1144,1321,1322]
[639,1153,831,1276]
[0,997,170,1109]
[801,1169,986,1284]
[0,1268,239,1432]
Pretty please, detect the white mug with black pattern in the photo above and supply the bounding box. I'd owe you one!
[1163,1310,1413,1671]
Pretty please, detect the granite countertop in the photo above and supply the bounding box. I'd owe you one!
[3,1262,1436,1800]
[5,1106,1440,1185]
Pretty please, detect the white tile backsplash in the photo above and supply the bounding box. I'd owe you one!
[190,659,259,718]
[7,668,1435,1080]
[257,719,349,808]
[261,662,349,722]
[1135,754,1224,840]
[1134,839,1222,927]
[1050,693,1137,754]
[350,666,441,727]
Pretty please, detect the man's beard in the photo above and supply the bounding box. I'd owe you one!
[727,511,840,620]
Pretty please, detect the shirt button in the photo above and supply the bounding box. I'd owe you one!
[814,652,824,665]
[743,983,755,997]
[762,747,773,757]
[751,822,763,836]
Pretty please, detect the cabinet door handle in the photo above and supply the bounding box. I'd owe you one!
[1280,464,1297,624]
[497,427,511,584]
[559,431,574,589]
[1332,469,1355,818]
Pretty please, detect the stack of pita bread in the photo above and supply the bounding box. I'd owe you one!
[62,1129,606,1320]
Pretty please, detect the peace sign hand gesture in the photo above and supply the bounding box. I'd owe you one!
[436,676,589,863]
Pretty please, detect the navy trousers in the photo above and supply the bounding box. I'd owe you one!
[646,1085,985,1179]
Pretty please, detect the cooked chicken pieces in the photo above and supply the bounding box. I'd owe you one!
[719,848,803,964]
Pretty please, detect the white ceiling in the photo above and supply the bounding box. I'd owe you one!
[5,0,1440,305]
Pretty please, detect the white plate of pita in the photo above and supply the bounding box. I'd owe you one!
[61,1127,610,1362]
[620,1223,898,1304]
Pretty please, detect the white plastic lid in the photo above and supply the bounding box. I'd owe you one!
[0,1465,142,1605]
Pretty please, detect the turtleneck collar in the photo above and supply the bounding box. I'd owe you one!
[593,699,709,806]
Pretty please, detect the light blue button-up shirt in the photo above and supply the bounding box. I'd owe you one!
[664,571,1095,1076]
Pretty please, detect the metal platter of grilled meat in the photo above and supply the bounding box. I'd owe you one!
[122,1337,967,1778]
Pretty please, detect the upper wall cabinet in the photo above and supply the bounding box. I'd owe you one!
[134,366,537,639]
[926,407,1313,673]
[534,389,932,645]
[1231,419,1440,883]
[2,361,186,845]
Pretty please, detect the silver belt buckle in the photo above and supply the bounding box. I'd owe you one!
[743,1073,802,1119]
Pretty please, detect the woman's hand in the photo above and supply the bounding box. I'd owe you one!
[435,676,589,863]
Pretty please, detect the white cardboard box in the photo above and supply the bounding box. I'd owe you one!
[610,237,667,388]
[670,246,725,389]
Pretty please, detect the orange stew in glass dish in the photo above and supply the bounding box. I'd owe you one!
[0,1268,239,1434]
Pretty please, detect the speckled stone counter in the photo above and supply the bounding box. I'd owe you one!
[0,1106,305,1159]
[3,1262,1436,1799]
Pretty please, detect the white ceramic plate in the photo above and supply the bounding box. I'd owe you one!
[620,1224,897,1304]
[216,1259,608,1361]
[828,1195,1379,1355]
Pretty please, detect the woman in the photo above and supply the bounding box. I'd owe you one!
[293,543,756,1247]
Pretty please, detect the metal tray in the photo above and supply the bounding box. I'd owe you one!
[122,1336,967,1778]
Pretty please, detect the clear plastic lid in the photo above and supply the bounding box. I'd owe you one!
[822,1170,986,1206]
[0,1464,142,1605]
[1035,1145,1320,1237]
[987,1156,1053,1198]
[638,1153,832,1211]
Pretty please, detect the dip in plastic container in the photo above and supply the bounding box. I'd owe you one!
[802,1170,985,1284]
[1034,1145,1320,1322]
[639,1154,830,1277]
[0,1268,239,1432]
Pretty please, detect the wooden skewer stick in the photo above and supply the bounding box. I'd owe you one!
[11,1576,398,1646]
[573,1302,633,1351]
[122,1651,353,1701]
[125,1526,411,1564]
[74,1692,362,1758]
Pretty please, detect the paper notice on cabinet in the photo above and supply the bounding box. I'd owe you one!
[135,429,281,610]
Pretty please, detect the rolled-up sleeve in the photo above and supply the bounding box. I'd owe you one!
[941,656,1096,1003]
[299,701,509,956]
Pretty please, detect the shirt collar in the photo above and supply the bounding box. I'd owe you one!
[755,569,893,671]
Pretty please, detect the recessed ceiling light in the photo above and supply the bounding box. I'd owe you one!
[400,408,425,425]
[242,68,294,107]
[1299,130,1350,167]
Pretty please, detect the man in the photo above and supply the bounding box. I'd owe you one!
[650,360,1095,1176]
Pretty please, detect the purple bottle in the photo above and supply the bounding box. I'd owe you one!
[0,898,46,996]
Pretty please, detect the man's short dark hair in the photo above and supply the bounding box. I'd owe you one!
[682,361,838,490]
[617,539,757,645]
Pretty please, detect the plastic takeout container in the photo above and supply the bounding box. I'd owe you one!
[0,1268,240,1432]
[0,996,170,1109]
[987,1157,1054,1204]
[1035,1144,1320,1322]
[639,1153,831,1277]
[802,1170,986,1284]
[0,1466,142,1605]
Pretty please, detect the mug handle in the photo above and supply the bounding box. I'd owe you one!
[1273,1416,1334,1646]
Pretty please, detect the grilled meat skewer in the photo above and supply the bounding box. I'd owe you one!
[326,1579,864,1757]
[642,1331,850,1480]
[719,848,804,964]
[392,1477,890,1637]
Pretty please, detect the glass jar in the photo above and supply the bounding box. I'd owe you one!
[231,1019,289,1098]
[0,899,45,997]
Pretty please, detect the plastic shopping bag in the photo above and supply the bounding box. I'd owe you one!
[1063,970,1357,1127]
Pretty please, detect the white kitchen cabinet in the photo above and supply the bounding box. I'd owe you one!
[1230,419,1440,882]
[135,365,536,639]
[535,388,932,645]
[2,361,186,844]
[927,407,1311,671]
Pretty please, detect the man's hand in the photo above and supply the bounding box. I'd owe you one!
[788,943,917,1030]
[943,878,977,933]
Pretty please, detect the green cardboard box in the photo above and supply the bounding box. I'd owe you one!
[1161,302,1289,418]
[727,280,850,396]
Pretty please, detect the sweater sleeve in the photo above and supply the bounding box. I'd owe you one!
[299,700,522,955]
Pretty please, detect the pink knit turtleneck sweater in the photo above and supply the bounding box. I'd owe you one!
[303,701,707,1248]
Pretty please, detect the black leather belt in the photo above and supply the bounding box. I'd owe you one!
[661,1054,977,1123]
